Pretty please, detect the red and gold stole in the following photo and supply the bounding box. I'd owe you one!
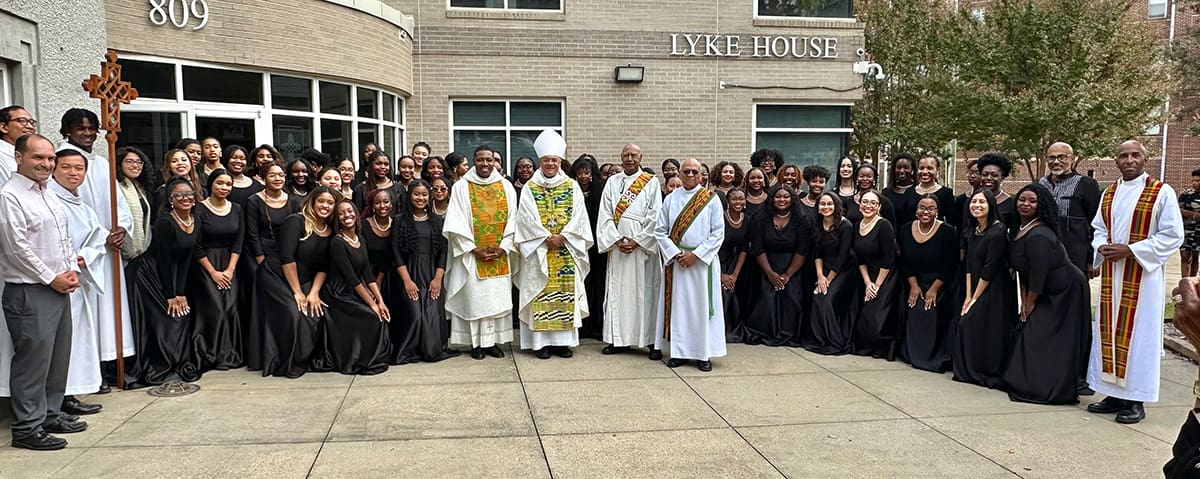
[469,181,510,279]
[1098,175,1162,382]
[612,172,653,225]
[661,188,715,341]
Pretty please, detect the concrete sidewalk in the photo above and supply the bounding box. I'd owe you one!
[0,339,1188,479]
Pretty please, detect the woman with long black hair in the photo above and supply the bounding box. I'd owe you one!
[391,180,458,363]
[353,150,404,213]
[223,145,263,206]
[125,176,202,387]
[115,146,154,261]
[806,192,857,355]
[742,167,769,221]
[912,153,955,223]
[569,155,607,340]
[445,152,470,182]
[834,157,857,202]
[152,149,207,221]
[898,194,959,372]
[743,184,811,346]
[843,163,897,225]
[320,199,391,375]
[720,188,750,342]
[190,169,244,370]
[1003,183,1086,404]
[852,190,900,359]
[285,158,313,198]
[242,162,301,370]
[421,155,447,184]
[952,189,1011,388]
[248,144,283,186]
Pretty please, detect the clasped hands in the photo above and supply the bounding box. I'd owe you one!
[472,246,504,262]
[674,252,700,269]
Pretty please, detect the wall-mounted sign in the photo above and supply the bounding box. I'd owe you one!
[148,0,210,31]
[669,34,839,59]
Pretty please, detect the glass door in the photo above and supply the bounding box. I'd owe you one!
[118,111,186,168]
[193,108,263,152]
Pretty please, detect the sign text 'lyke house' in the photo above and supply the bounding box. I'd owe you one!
[669,33,841,59]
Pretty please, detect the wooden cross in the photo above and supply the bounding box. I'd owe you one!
[82,50,139,389]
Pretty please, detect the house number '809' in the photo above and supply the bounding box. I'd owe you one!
[148,0,210,30]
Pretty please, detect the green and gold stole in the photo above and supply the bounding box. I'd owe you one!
[661,188,715,341]
[1098,175,1162,383]
[530,181,576,332]
[469,181,510,279]
[613,172,653,225]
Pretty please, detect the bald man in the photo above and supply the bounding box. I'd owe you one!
[1037,141,1101,395]
[1085,140,1184,424]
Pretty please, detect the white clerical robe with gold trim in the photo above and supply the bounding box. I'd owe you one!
[596,171,662,348]
[653,185,726,361]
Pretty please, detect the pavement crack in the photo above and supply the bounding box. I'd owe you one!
[306,375,355,478]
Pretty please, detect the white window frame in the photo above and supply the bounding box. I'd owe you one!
[752,0,856,21]
[751,102,854,163]
[0,64,10,107]
[448,99,565,172]
[118,54,405,167]
[446,0,564,13]
[1148,0,1168,19]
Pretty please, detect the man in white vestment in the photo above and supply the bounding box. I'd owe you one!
[596,144,663,359]
[514,130,592,359]
[57,109,134,393]
[444,145,519,360]
[654,158,726,371]
[1086,140,1184,424]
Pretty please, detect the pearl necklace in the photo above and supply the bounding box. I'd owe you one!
[774,211,791,218]
[171,210,193,228]
[432,204,447,216]
[726,212,744,227]
[371,216,391,231]
[859,215,880,233]
[915,183,941,195]
[314,222,328,235]
[204,199,230,215]
[916,220,936,237]
[264,189,286,203]
[1019,219,1039,233]
[340,233,360,247]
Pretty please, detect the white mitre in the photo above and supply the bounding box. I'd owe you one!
[533,129,566,160]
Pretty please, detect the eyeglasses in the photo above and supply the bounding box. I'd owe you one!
[337,167,355,173]
[860,200,880,207]
[680,169,701,176]
[8,117,37,127]
[170,192,197,200]
[123,158,144,165]
[1047,154,1071,161]
[916,205,937,212]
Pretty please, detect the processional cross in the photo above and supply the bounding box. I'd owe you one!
[82,50,138,389]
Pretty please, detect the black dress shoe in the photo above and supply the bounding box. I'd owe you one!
[666,358,687,368]
[648,349,663,361]
[486,345,505,358]
[95,383,112,395]
[11,431,67,451]
[62,396,102,416]
[1116,401,1146,424]
[1077,386,1095,396]
[1087,396,1127,414]
[470,348,486,360]
[535,348,551,359]
[553,346,573,358]
[601,345,629,355]
[42,417,88,434]
[697,360,713,372]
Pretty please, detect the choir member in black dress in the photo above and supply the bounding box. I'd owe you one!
[711,161,743,198]
[396,155,417,190]
[912,153,955,223]
[834,157,858,202]
[976,152,1019,232]
[320,199,391,375]
[775,164,801,190]
[242,162,302,370]
[1002,183,1085,405]
[806,192,858,355]
[953,159,981,233]
[392,181,458,363]
[353,150,404,213]
[190,169,245,370]
[899,194,959,372]
[719,188,750,342]
[316,167,343,196]
[337,159,356,201]
[843,163,897,225]
[881,152,920,227]
[249,144,284,186]
[744,184,812,346]
[512,156,536,193]
[570,156,607,340]
[224,145,263,206]
[445,151,470,182]
[797,165,828,219]
[152,149,207,221]
[749,148,781,184]
[742,167,769,221]
[430,177,451,220]
[852,190,900,359]
[125,176,202,387]
[421,155,447,184]
[286,157,313,198]
[259,187,336,378]
[952,189,1011,388]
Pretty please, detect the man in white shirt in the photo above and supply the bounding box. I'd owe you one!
[0,134,85,450]
[0,105,38,186]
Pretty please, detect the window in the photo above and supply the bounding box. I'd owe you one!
[757,0,852,18]
[118,59,176,100]
[449,0,560,10]
[271,76,312,112]
[451,100,563,172]
[1149,0,1168,19]
[182,66,263,104]
[320,82,351,115]
[753,104,851,171]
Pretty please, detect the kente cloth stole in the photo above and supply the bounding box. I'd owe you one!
[662,188,715,341]
[530,182,576,332]
[1098,176,1162,384]
[612,172,653,225]
[468,181,510,279]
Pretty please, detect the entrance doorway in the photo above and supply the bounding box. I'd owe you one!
[196,117,257,150]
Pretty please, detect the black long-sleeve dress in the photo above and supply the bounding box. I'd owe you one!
[805,219,857,355]
[259,214,330,378]
[363,218,395,308]
[390,216,455,363]
[1002,224,1085,404]
[228,177,264,206]
[952,221,1010,388]
[843,194,898,226]
[319,234,391,375]
[190,202,245,370]
[352,182,404,215]
[898,221,959,372]
[744,212,812,347]
[852,218,900,359]
[882,187,920,227]
[125,215,202,388]
[917,186,956,223]
[719,215,749,343]
[580,183,607,340]
[242,193,301,370]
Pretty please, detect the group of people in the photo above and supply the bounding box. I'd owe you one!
[0,104,1188,455]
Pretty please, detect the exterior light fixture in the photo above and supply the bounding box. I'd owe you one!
[614,64,644,83]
